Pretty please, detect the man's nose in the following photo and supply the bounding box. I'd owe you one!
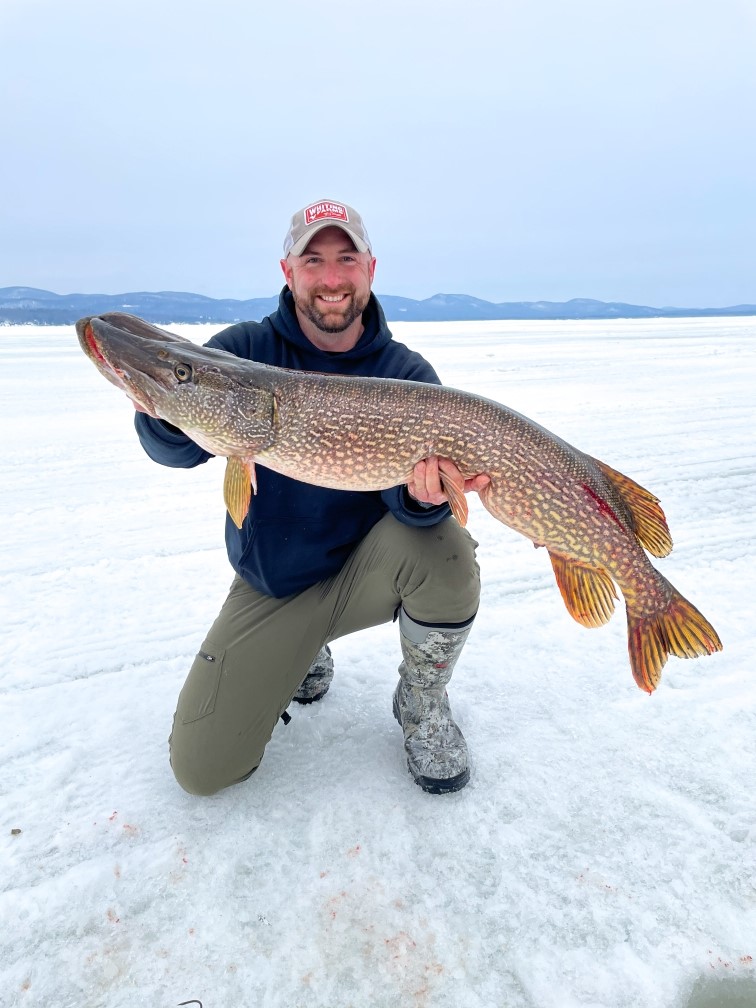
[320,261,346,287]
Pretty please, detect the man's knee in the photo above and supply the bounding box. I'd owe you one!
[397,518,480,623]
[171,763,224,797]
[169,721,261,797]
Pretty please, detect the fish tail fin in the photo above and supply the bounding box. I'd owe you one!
[592,458,673,558]
[626,578,723,693]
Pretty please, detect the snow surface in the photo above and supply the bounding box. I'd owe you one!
[1,316,754,1008]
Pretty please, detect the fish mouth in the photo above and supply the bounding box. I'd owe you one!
[83,320,113,370]
[76,316,159,416]
[76,317,125,380]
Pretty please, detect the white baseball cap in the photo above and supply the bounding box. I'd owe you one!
[283,199,372,257]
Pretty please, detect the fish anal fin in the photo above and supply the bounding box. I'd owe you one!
[592,458,673,558]
[440,468,469,527]
[223,456,255,529]
[548,551,618,628]
[626,579,723,693]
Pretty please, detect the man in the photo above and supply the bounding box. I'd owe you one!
[134,200,488,796]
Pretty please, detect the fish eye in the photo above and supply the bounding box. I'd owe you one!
[174,363,192,382]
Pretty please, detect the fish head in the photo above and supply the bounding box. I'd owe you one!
[80,311,192,344]
[77,315,278,457]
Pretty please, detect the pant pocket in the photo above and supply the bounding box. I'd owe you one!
[177,643,225,724]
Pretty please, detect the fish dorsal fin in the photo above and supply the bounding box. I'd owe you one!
[591,458,673,558]
[223,456,256,529]
[548,551,618,628]
[440,468,469,527]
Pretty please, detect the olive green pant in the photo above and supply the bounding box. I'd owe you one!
[169,513,480,795]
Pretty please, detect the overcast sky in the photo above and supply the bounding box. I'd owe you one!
[1,0,754,306]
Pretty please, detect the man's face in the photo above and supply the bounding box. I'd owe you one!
[281,226,376,334]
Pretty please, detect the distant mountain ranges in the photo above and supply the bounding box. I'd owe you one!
[1,286,755,325]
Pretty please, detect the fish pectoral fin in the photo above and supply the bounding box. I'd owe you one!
[440,469,469,527]
[548,552,618,628]
[223,456,254,529]
[591,458,673,558]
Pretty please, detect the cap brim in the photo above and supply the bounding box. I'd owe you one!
[288,223,370,257]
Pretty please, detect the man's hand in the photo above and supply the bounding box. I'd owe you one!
[407,456,490,507]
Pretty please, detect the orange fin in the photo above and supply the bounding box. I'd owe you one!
[626,577,723,693]
[548,551,618,628]
[440,468,469,527]
[592,458,673,558]
[223,456,255,529]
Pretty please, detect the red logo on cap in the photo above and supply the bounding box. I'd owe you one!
[304,201,349,225]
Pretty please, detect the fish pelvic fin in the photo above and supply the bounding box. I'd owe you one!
[592,458,673,558]
[440,468,469,527]
[548,551,618,628]
[223,456,255,529]
[626,578,723,693]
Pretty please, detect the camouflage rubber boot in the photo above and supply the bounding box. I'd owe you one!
[392,609,473,794]
[293,645,335,704]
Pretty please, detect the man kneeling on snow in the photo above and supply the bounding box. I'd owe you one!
[133,200,487,796]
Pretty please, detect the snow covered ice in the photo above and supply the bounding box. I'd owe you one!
[1,316,754,1008]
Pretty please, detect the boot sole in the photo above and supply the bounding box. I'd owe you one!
[411,766,470,795]
[392,691,470,794]
[292,686,330,705]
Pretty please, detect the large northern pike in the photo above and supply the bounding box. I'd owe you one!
[76,312,722,693]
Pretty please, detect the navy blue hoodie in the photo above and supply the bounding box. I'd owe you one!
[134,288,450,597]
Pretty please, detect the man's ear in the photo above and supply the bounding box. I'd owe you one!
[280,257,293,288]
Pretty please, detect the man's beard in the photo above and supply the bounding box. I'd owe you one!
[293,286,369,334]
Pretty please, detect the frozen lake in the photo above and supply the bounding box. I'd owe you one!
[1,316,754,1007]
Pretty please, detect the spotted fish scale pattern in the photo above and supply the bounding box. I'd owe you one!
[77,312,723,693]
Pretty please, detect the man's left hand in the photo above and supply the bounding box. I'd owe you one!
[407,456,490,506]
